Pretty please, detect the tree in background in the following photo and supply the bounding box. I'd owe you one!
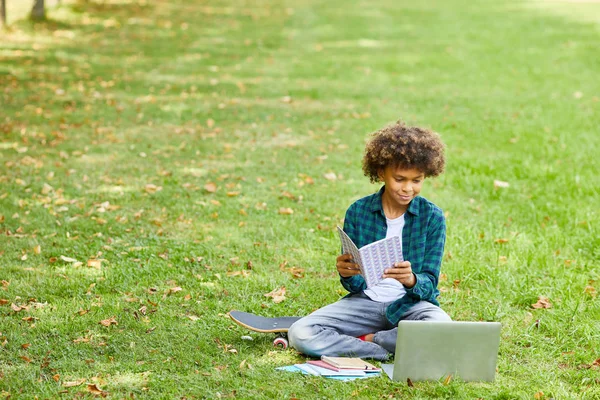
[1,0,6,27]
[31,0,45,21]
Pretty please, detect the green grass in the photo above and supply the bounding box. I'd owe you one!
[1,0,599,398]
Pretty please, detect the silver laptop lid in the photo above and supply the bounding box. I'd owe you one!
[393,321,501,382]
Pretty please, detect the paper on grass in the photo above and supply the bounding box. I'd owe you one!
[276,364,380,381]
[337,226,403,288]
[304,363,367,377]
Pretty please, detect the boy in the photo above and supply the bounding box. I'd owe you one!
[288,121,451,361]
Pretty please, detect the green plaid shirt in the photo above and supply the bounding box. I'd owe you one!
[340,186,446,325]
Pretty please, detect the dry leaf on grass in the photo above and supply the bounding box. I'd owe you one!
[144,184,162,194]
[11,303,26,312]
[62,379,86,387]
[204,182,217,193]
[87,259,102,268]
[323,172,337,181]
[87,383,108,397]
[99,317,118,327]
[166,286,182,295]
[264,287,286,303]
[278,208,294,215]
[584,286,597,297]
[531,296,552,309]
[493,180,510,189]
[226,270,251,278]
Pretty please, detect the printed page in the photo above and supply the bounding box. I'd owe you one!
[359,236,403,288]
[337,226,363,269]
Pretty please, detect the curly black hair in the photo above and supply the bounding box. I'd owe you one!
[362,121,445,183]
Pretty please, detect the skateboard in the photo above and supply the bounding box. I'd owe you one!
[229,310,302,349]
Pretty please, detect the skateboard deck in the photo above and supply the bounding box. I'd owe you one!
[229,310,301,333]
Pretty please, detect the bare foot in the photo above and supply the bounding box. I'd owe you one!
[364,333,375,342]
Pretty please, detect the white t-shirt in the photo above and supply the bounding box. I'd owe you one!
[363,214,407,303]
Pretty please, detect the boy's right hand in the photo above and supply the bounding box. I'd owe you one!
[336,254,361,278]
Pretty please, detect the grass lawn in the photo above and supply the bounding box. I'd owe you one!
[1,0,599,398]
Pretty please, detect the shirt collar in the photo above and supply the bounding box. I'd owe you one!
[369,185,420,216]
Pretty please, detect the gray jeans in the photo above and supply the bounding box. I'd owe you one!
[288,292,451,361]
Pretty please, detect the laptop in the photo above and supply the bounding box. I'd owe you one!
[384,320,501,382]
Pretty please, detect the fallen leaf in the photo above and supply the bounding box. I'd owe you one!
[99,317,118,327]
[278,207,294,215]
[21,343,30,349]
[87,383,108,397]
[167,286,182,295]
[63,379,86,388]
[204,182,217,193]
[443,374,452,385]
[52,374,60,382]
[280,264,305,279]
[60,255,78,263]
[494,238,509,244]
[531,296,552,309]
[534,391,545,400]
[493,180,510,189]
[33,245,41,255]
[226,270,251,278]
[144,184,162,194]
[264,287,286,303]
[281,191,296,200]
[584,286,597,297]
[87,259,102,268]
[323,172,337,181]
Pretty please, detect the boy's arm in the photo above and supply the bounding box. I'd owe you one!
[405,212,446,300]
[339,206,367,293]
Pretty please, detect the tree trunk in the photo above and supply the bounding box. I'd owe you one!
[31,0,46,21]
[1,0,7,28]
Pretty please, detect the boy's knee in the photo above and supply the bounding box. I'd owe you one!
[288,320,310,345]
[288,319,320,354]
[427,308,452,322]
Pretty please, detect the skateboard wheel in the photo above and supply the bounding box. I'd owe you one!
[273,337,289,349]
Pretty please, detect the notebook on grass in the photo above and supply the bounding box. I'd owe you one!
[387,321,501,382]
[320,356,380,371]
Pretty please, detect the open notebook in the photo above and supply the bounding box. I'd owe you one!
[337,226,403,288]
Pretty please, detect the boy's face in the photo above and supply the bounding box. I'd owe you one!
[379,165,425,211]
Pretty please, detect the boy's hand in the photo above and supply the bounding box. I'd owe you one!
[383,261,416,288]
[336,254,361,278]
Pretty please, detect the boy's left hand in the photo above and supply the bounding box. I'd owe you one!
[383,261,416,288]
